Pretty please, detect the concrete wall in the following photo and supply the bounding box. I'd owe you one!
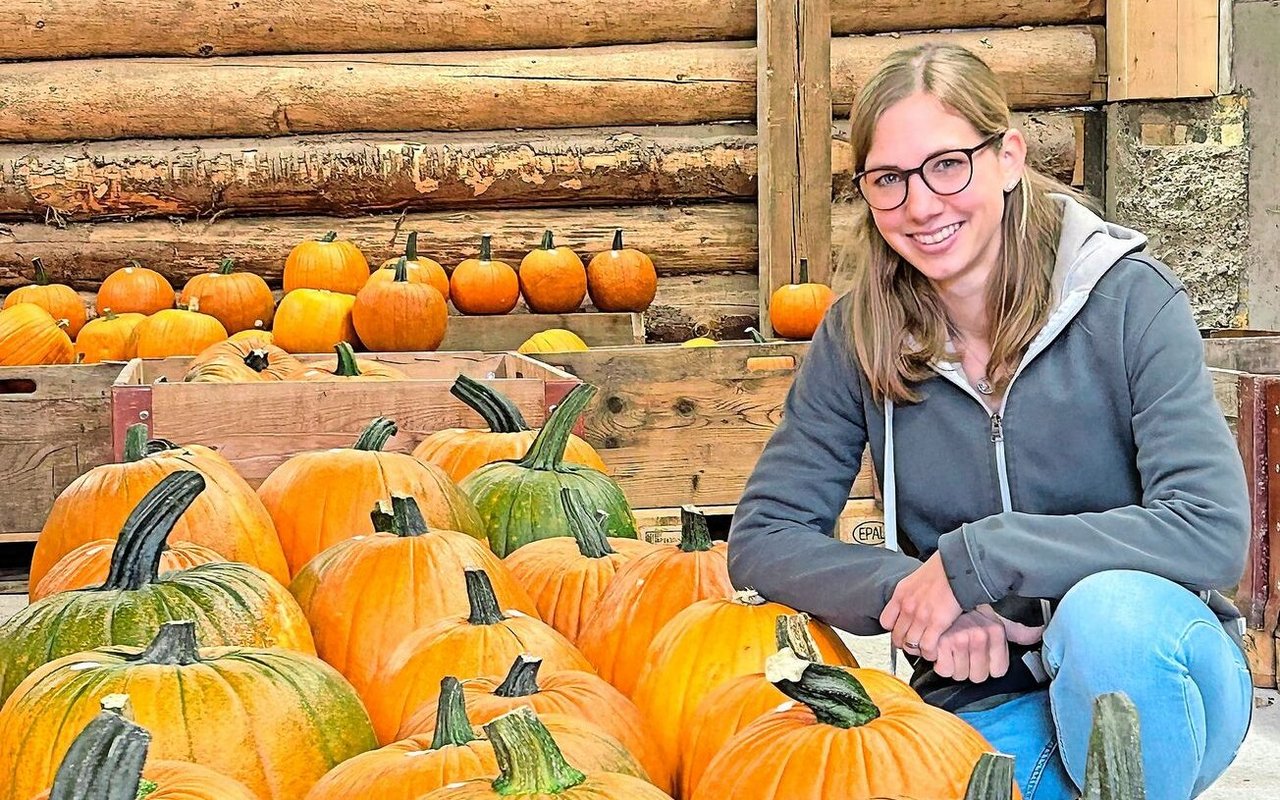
[1235,0,1280,330]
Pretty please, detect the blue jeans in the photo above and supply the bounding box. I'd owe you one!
[957,570,1253,800]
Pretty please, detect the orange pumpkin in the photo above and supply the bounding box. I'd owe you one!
[768,259,835,340]
[3,257,86,337]
[450,233,519,316]
[227,329,274,346]
[413,375,608,482]
[294,342,408,381]
[372,231,450,300]
[0,303,74,366]
[185,336,303,382]
[257,416,485,576]
[503,487,652,644]
[353,256,449,351]
[283,230,370,295]
[367,568,593,744]
[273,288,360,354]
[179,258,276,334]
[585,229,657,312]
[30,538,224,602]
[690,650,1013,800]
[128,300,229,358]
[288,495,537,705]
[74,310,146,363]
[519,230,587,313]
[577,506,731,697]
[96,263,175,316]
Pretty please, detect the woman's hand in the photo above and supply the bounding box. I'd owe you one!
[879,552,963,660]
[975,603,1046,646]
[933,611,1010,682]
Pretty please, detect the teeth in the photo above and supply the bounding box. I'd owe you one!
[913,223,960,245]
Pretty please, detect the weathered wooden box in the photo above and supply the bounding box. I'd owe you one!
[426,311,644,351]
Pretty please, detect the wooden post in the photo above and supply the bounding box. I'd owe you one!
[1107,0,1221,100]
[757,0,832,335]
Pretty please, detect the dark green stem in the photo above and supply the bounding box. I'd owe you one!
[243,349,270,372]
[798,257,810,284]
[678,505,713,552]
[353,416,397,451]
[450,374,530,433]
[393,256,409,283]
[485,707,586,795]
[518,383,597,472]
[333,342,362,378]
[540,229,554,250]
[465,569,506,626]
[405,231,419,262]
[561,487,614,559]
[123,424,149,463]
[494,655,543,698]
[49,704,150,800]
[133,621,201,666]
[32,257,52,286]
[142,439,181,456]
[965,753,1016,800]
[745,327,767,344]
[1083,693,1146,800]
[102,471,205,591]
[320,231,338,243]
[610,228,623,251]
[766,650,880,728]
[370,495,430,537]
[431,677,478,750]
[217,258,236,275]
[774,613,823,662]
[479,233,493,262]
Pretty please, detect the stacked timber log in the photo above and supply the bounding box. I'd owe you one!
[0,0,1105,340]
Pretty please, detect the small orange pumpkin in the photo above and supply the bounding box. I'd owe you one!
[3,258,87,338]
[0,303,74,366]
[179,258,276,335]
[372,231,451,300]
[294,342,407,381]
[353,256,449,352]
[283,230,370,295]
[96,262,175,316]
[73,310,146,363]
[128,299,229,358]
[30,537,225,602]
[768,259,835,340]
[586,228,657,312]
[450,234,519,316]
[519,230,587,313]
[273,288,359,354]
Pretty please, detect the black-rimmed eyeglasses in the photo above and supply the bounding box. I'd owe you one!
[853,131,1006,211]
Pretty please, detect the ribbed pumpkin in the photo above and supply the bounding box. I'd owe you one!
[28,697,259,800]
[0,472,316,706]
[128,301,228,358]
[3,258,86,337]
[678,614,919,799]
[371,231,450,300]
[399,655,671,794]
[258,416,484,576]
[681,337,716,347]
[418,708,670,800]
[273,289,359,354]
[184,336,303,382]
[226,329,274,346]
[504,488,652,643]
[585,229,657,313]
[768,259,835,340]
[461,383,634,557]
[577,506,731,697]
[178,258,276,334]
[414,375,607,482]
[689,650,1012,800]
[352,257,448,352]
[30,538,224,601]
[73,310,146,363]
[518,230,587,313]
[450,234,519,316]
[517,328,589,355]
[283,230,370,295]
[288,495,536,704]
[0,303,74,365]
[0,621,377,800]
[368,568,593,744]
[30,425,289,588]
[294,342,408,381]
[96,264,174,316]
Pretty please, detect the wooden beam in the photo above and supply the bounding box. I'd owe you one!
[440,312,644,351]
[647,273,759,341]
[1107,0,1220,100]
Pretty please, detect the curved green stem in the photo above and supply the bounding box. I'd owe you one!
[123,424,149,463]
[393,256,409,283]
[32,257,52,286]
[485,707,586,795]
[49,702,151,800]
[678,505,713,552]
[965,753,1016,800]
[320,231,338,243]
[1083,692,1146,800]
[465,569,506,626]
[610,228,623,251]
[518,384,597,472]
[745,327,767,344]
[405,231,419,262]
[102,471,205,591]
[370,495,430,537]
[479,233,493,262]
[134,621,201,666]
[431,676,478,750]
[333,342,362,378]
[561,487,614,558]
[494,654,543,698]
[353,416,396,451]
[450,374,530,433]
[765,649,879,728]
[217,258,236,276]
[540,230,554,250]
[774,613,822,662]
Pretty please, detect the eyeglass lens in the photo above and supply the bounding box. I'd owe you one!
[858,151,975,211]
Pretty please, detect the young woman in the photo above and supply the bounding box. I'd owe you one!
[728,43,1253,799]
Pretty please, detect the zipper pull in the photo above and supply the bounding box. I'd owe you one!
[990,413,1003,443]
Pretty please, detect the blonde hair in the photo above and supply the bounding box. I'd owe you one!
[842,43,1081,404]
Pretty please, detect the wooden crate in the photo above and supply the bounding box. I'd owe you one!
[633,498,883,547]
[0,361,127,541]
[416,311,643,352]
[111,352,580,488]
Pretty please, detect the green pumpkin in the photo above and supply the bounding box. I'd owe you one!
[460,383,635,557]
[0,471,316,706]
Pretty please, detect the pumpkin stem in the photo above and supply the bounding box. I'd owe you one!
[134,621,202,667]
[451,374,531,434]
[243,349,270,373]
[775,613,823,662]
[610,228,623,251]
[123,423,150,463]
[464,568,506,626]
[518,383,597,472]
[430,676,478,750]
[353,416,396,450]
[965,753,1016,800]
[405,231,419,261]
[333,342,363,378]
[798,257,810,285]
[48,701,151,800]
[102,309,118,321]
[495,654,543,698]
[320,231,338,243]
[136,780,160,800]
[561,487,615,559]
[1083,692,1146,800]
[765,649,880,728]
[485,707,586,795]
[479,233,493,262]
[540,229,554,250]
[745,327,767,344]
[217,257,236,275]
[371,495,430,537]
[142,438,183,456]
[102,471,206,591]
[393,256,409,283]
[678,505,713,552]
[31,256,52,286]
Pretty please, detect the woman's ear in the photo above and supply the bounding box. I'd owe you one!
[999,128,1029,191]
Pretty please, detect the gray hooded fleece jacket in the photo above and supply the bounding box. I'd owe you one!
[727,195,1250,712]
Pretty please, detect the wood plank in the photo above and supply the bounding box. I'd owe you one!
[647,272,759,342]
[1245,626,1278,688]
[1262,380,1280,648]
[440,312,644,351]
[1235,375,1270,628]
[798,0,833,289]
[0,27,1102,144]
[0,1,1102,60]
[632,497,882,545]
[1108,0,1219,100]
[1204,336,1280,374]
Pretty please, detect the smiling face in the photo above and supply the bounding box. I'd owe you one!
[863,92,1026,299]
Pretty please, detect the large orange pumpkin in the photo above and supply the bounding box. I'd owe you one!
[371,231,451,300]
[29,425,289,589]
[768,259,835,340]
[690,651,1014,800]
[184,336,303,382]
[294,342,407,381]
[577,506,732,697]
[0,303,74,365]
[179,258,276,335]
[30,537,224,602]
[128,301,229,358]
[585,229,657,312]
[518,230,587,313]
[273,289,360,354]
[73,310,146,363]
[352,257,449,352]
[288,495,536,704]
[257,416,484,576]
[283,230,370,295]
[450,234,519,316]
[96,263,175,316]
[3,257,86,337]
[367,568,593,744]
